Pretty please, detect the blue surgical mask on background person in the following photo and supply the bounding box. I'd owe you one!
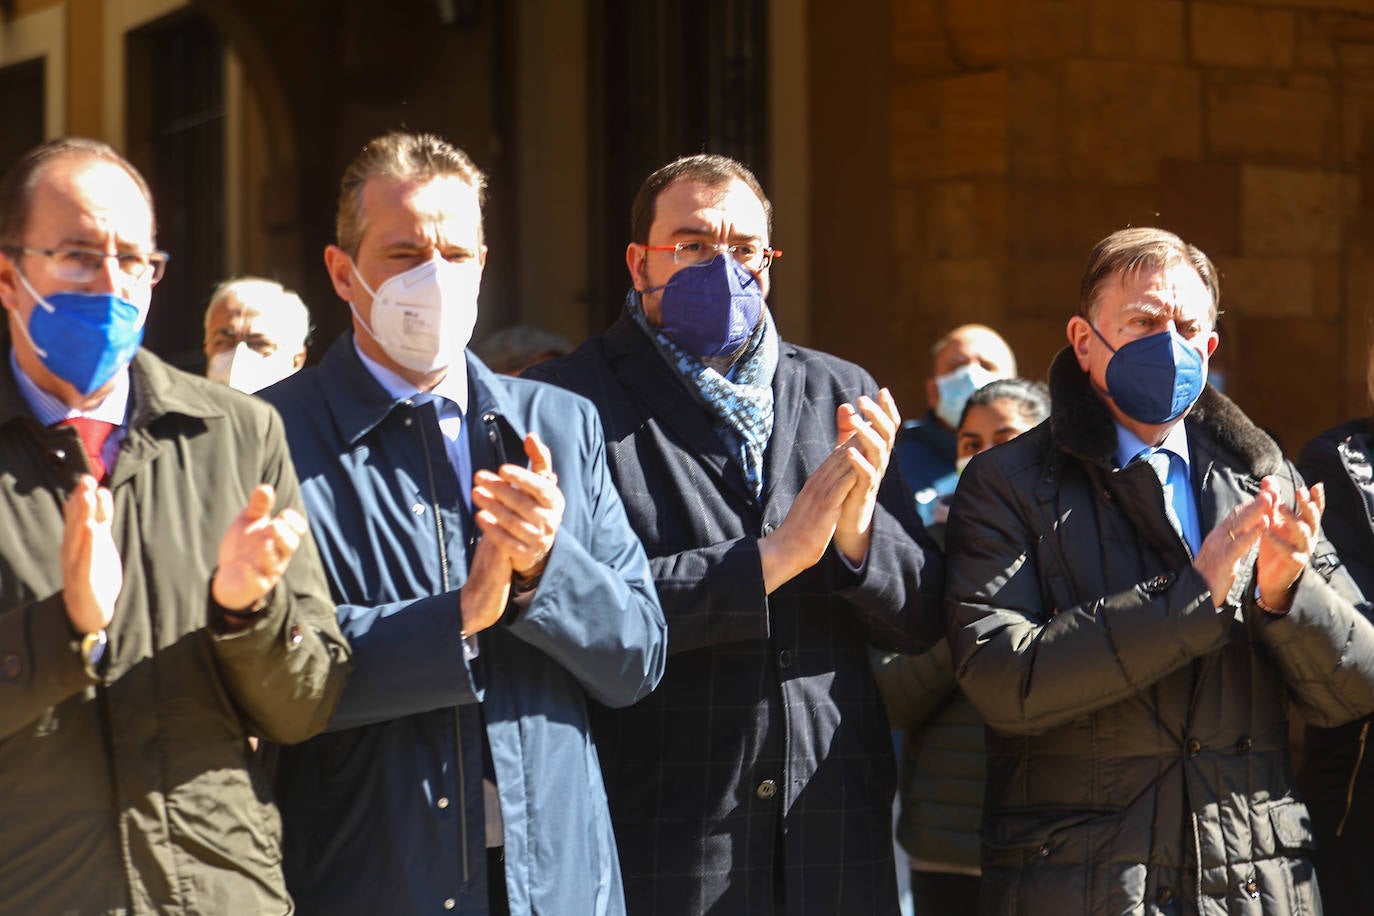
[350,257,479,373]
[13,270,146,396]
[647,253,764,359]
[1089,324,1205,425]
[934,363,1000,429]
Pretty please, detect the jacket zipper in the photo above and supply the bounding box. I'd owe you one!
[415,405,469,883]
[1337,719,1370,838]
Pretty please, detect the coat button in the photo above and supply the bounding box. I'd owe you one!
[1186,738,1202,757]
[437,796,449,809]
[1236,735,1253,754]
[46,448,66,468]
[756,779,778,800]
[1157,886,1174,905]
[1038,844,1050,858]
[443,898,456,910]
[289,624,303,646]
[761,522,775,536]
[412,503,426,516]
[0,652,21,680]
[1245,878,1259,898]
[777,649,792,670]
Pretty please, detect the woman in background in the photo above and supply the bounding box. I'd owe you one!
[876,377,1051,916]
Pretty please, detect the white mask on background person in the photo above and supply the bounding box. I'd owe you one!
[935,363,1001,429]
[349,258,480,373]
[206,342,299,393]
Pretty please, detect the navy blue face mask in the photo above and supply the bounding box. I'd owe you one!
[1089,324,1205,425]
[646,254,764,359]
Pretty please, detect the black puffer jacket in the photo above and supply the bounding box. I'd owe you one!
[1295,417,1374,914]
[946,349,1374,915]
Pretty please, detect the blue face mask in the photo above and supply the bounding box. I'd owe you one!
[14,272,145,396]
[934,362,1001,429]
[647,254,764,359]
[1090,324,1205,425]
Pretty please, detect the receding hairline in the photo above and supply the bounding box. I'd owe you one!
[1,146,156,246]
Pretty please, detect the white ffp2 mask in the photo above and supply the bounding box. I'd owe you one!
[207,342,299,393]
[350,258,480,373]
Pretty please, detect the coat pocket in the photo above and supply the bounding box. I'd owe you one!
[1267,798,1316,853]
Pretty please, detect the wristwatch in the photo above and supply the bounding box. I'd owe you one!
[78,628,108,680]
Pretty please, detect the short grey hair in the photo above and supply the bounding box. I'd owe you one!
[204,276,312,350]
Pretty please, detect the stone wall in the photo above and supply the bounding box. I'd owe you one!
[885,0,1374,451]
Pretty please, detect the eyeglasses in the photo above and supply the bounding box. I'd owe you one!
[5,245,170,285]
[643,241,781,270]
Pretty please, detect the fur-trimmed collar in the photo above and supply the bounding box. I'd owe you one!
[1046,346,1284,477]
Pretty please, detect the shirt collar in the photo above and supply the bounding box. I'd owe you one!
[351,337,468,415]
[1115,420,1191,471]
[8,347,130,427]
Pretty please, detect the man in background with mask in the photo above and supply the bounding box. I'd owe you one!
[524,154,943,915]
[262,131,666,915]
[0,137,350,912]
[203,276,311,392]
[945,227,1374,914]
[895,323,1015,525]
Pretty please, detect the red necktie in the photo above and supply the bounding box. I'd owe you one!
[57,417,118,484]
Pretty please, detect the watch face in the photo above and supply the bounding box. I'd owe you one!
[81,629,108,676]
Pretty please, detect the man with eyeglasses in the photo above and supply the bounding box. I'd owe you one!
[203,277,312,393]
[525,154,944,915]
[0,137,351,913]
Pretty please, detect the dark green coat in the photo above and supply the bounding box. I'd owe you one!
[947,348,1374,915]
[0,348,351,914]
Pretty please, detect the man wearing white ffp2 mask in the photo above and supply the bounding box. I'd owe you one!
[203,277,311,393]
[260,131,666,916]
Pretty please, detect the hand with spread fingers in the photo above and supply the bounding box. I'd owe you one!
[758,443,860,594]
[61,475,121,635]
[211,483,309,613]
[1192,487,1271,608]
[1254,477,1325,614]
[832,388,901,566]
[470,431,565,581]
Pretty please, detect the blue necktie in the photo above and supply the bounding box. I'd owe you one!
[1137,448,1190,549]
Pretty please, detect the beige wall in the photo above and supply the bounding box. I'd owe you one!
[873,0,1374,451]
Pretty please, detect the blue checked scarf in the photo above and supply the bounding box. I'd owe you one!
[628,289,778,500]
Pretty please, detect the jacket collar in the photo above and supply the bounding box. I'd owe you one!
[1047,345,1283,478]
[600,311,804,507]
[0,340,224,430]
[316,330,514,448]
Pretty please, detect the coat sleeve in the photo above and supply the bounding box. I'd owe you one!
[872,640,957,731]
[310,591,477,732]
[0,593,99,739]
[831,458,946,654]
[946,452,1232,736]
[208,405,353,745]
[504,403,667,708]
[1247,459,1374,726]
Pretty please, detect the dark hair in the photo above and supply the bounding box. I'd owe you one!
[959,377,1051,430]
[1078,227,1219,325]
[630,154,772,244]
[336,131,486,256]
[0,137,155,245]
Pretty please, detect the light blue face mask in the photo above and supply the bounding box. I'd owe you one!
[935,363,1001,429]
[1090,324,1205,425]
[14,271,145,395]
